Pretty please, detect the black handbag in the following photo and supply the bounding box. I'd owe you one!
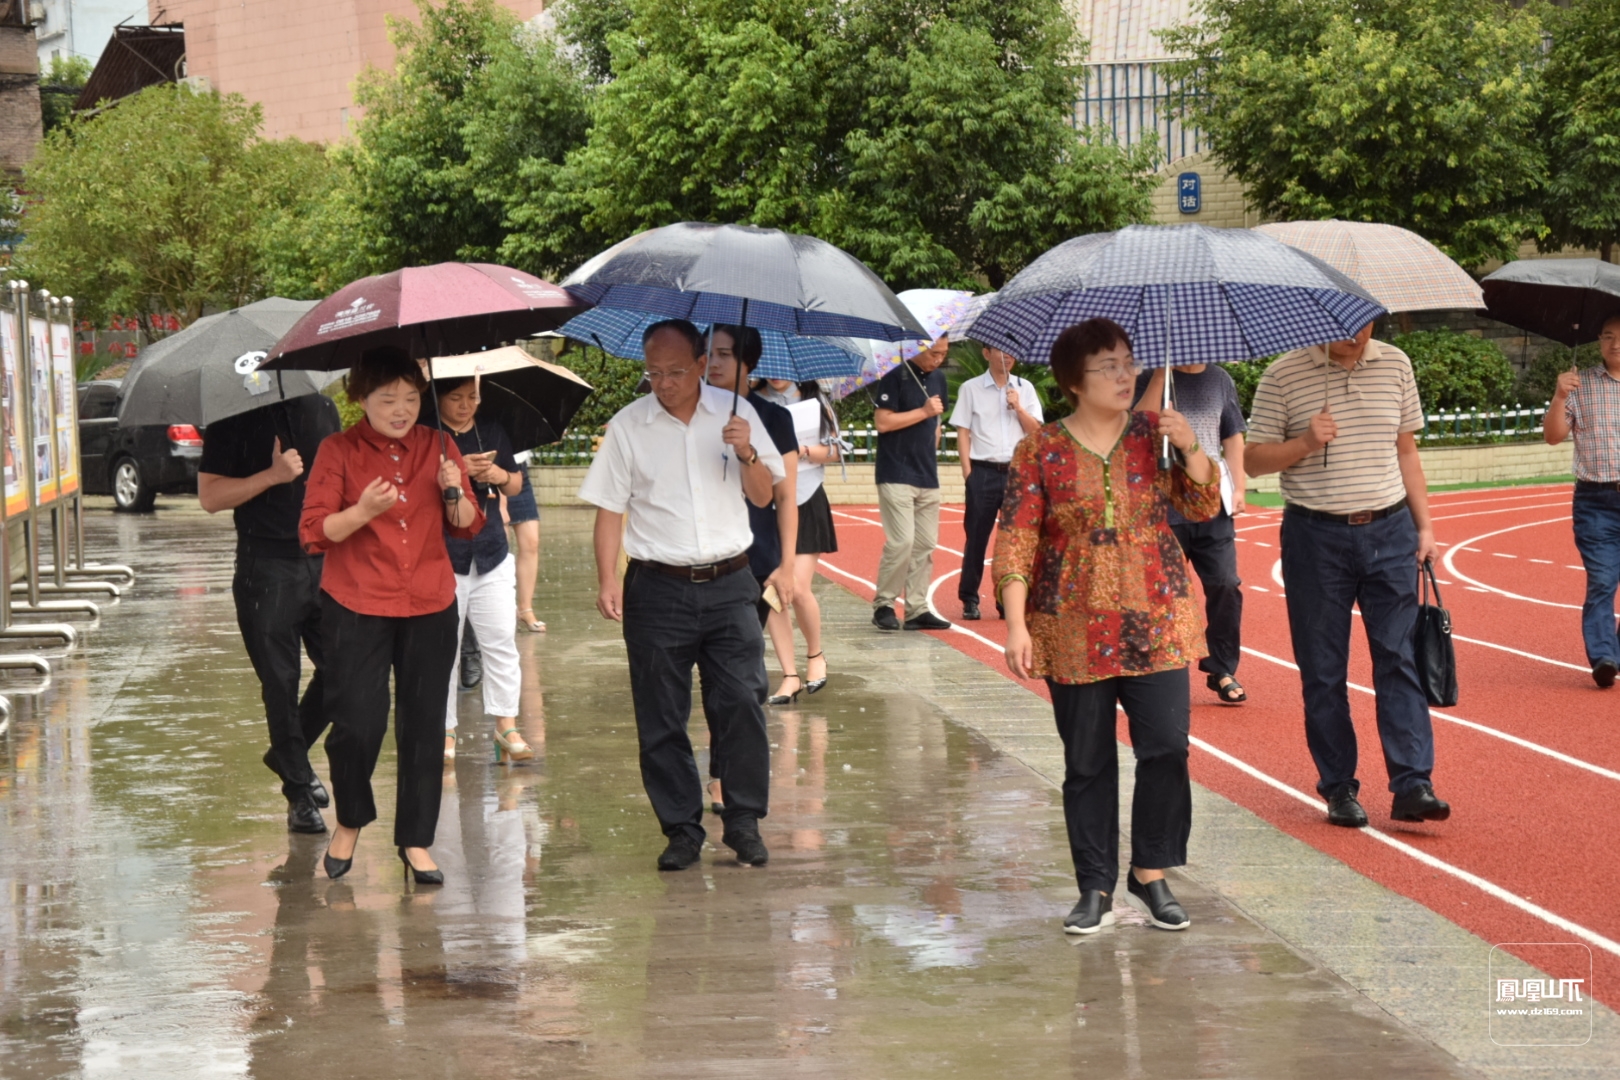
[1415,560,1458,707]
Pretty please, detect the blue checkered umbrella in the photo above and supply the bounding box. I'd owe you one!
[557,307,866,381]
[969,225,1387,368]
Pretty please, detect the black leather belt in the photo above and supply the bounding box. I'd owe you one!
[1576,480,1620,493]
[630,553,750,583]
[972,461,1011,471]
[1285,497,1408,526]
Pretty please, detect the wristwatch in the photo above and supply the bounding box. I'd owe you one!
[745,447,761,467]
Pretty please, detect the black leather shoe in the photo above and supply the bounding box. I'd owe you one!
[1063,890,1114,935]
[961,600,981,621]
[1326,788,1368,827]
[459,652,483,690]
[309,777,330,809]
[287,794,326,835]
[1125,870,1189,930]
[398,847,444,886]
[872,606,900,631]
[1594,660,1618,689]
[723,825,769,867]
[904,612,952,631]
[657,832,703,871]
[1391,783,1451,822]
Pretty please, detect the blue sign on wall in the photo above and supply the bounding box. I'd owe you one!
[1178,172,1201,215]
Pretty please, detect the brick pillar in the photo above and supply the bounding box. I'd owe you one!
[0,23,43,176]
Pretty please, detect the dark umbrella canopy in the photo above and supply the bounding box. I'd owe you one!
[260,263,585,371]
[970,224,1387,368]
[117,298,331,427]
[427,347,594,450]
[560,222,928,342]
[1481,259,1620,347]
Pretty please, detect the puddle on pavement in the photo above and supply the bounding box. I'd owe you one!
[0,504,1472,1078]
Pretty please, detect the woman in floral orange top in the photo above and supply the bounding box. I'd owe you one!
[994,318,1219,937]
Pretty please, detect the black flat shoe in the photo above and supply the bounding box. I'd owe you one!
[1125,870,1189,930]
[961,601,981,621]
[398,847,444,886]
[873,606,900,631]
[903,612,952,631]
[1206,672,1247,704]
[1325,787,1368,827]
[1594,660,1617,689]
[1391,783,1451,822]
[768,674,802,706]
[657,832,703,871]
[309,777,330,809]
[805,651,827,694]
[723,825,769,867]
[1063,890,1114,935]
[287,794,327,835]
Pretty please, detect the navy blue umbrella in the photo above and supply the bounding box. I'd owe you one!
[969,225,1386,369]
[557,307,866,382]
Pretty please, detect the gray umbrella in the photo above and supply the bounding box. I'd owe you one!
[117,298,336,428]
[1480,259,1620,347]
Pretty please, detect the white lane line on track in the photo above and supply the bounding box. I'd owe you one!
[1431,501,1569,522]
[1239,645,1620,783]
[1440,517,1580,610]
[822,559,1007,652]
[819,556,1620,959]
[1188,735,1620,962]
[1531,559,1553,564]
[1424,487,1569,509]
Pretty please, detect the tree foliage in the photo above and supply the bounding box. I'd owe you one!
[20,84,337,332]
[1539,0,1620,261]
[1390,330,1517,411]
[1165,0,1547,269]
[39,54,91,134]
[501,0,1155,287]
[340,0,590,273]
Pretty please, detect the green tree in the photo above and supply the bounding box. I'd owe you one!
[1165,0,1547,269]
[341,0,590,273]
[39,54,91,134]
[1390,330,1517,411]
[19,84,336,333]
[552,0,634,85]
[1539,0,1620,262]
[501,0,1155,287]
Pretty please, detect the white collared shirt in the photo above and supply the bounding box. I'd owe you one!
[578,384,787,565]
[948,371,1043,463]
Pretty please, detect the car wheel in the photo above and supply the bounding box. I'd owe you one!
[111,457,156,513]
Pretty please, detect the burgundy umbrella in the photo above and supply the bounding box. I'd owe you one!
[260,262,586,371]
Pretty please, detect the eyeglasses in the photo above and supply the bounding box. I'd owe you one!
[643,367,694,383]
[1084,360,1141,380]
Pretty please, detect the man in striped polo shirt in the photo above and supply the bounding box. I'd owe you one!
[1544,314,1620,688]
[1246,323,1451,828]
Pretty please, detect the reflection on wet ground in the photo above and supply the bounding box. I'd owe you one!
[0,504,1476,1077]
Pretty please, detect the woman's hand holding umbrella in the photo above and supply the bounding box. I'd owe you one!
[1156,406,1215,486]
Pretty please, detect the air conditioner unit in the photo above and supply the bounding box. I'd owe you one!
[26,1,46,25]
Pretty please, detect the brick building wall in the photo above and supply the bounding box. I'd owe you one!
[0,24,42,176]
[1147,150,1254,229]
[148,0,549,144]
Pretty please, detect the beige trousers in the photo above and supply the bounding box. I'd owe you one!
[875,482,941,614]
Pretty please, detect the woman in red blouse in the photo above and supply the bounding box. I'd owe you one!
[993,318,1219,936]
[299,347,484,885]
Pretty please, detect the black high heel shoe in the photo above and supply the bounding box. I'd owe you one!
[767,674,801,706]
[804,651,828,695]
[324,828,358,880]
[398,847,444,886]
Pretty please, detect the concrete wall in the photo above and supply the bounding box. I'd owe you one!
[534,441,1572,507]
[150,0,549,144]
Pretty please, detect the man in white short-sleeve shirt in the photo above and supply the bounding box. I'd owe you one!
[580,319,785,872]
[949,346,1042,619]
[1246,323,1450,830]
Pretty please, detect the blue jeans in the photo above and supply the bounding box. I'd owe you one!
[1280,506,1435,798]
[1572,490,1620,667]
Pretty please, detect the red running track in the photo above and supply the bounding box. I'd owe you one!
[814,484,1620,1008]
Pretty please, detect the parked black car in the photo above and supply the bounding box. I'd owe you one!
[78,380,203,512]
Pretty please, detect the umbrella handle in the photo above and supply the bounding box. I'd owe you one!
[1159,293,1174,472]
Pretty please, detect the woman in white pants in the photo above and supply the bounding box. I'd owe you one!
[435,377,534,765]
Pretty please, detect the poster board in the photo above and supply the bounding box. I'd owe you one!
[50,322,78,498]
[0,311,28,517]
[27,317,57,505]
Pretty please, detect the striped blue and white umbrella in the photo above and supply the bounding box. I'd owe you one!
[969,225,1387,368]
[557,307,866,382]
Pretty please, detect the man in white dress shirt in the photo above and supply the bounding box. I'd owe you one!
[580,319,786,871]
[949,346,1042,620]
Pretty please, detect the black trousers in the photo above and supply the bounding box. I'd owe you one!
[320,594,459,847]
[959,464,1008,603]
[1047,669,1192,894]
[1171,514,1243,677]
[623,562,770,843]
[233,554,330,798]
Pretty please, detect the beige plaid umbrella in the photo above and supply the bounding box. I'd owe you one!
[1254,220,1483,313]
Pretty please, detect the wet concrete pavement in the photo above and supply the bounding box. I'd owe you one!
[0,501,1600,1077]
